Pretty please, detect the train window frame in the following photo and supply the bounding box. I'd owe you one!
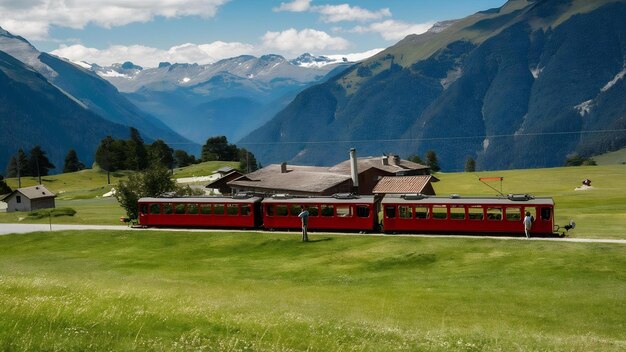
[140,204,148,215]
[276,205,289,216]
[200,204,212,215]
[432,205,447,220]
[241,204,251,216]
[525,207,536,220]
[321,205,334,217]
[163,203,173,215]
[175,203,186,214]
[385,205,396,219]
[227,204,239,216]
[336,205,352,217]
[308,205,319,216]
[187,204,199,215]
[356,205,370,218]
[450,206,465,220]
[487,207,503,221]
[468,206,484,220]
[541,207,552,221]
[149,203,161,215]
[506,207,521,221]
[214,204,225,215]
[399,206,412,219]
[290,205,301,216]
[266,204,274,216]
[415,206,429,219]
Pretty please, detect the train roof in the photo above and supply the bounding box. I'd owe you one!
[262,194,377,204]
[381,194,554,206]
[138,196,263,204]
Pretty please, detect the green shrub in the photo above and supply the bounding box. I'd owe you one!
[26,207,77,219]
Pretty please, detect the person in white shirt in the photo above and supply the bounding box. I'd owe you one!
[298,206,309,242]
[523,211,533,238]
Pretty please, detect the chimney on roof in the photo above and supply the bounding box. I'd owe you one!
[281,162,287,173]
[391,154,400,165]
[349,148,359,193]
[382,155,389,166]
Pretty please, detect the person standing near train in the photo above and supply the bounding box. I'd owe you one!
[523,211,533,238]
[298,206,309,242]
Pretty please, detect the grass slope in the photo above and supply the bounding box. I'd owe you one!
[0,230,624,351]
[594,147,626,165]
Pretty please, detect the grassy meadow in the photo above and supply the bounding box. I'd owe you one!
[1,230,625,351]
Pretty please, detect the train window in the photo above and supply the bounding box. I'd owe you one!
[525,207,536,219]
[241,204,251,216]
[506,207,521,221]
[356,205,370,218]
[276,205,289,216]
[227,204,239,215]
[163,204,173,215]
[415,206,429,219]
[214,204,225,215]
[266,205,274,216]
[399,206,412,219]
[187,204,199,215]
[450,207,465,220]
[385,206,396,219]
[290,205,301,216]
[336,205,352,217]
[149,204,160,214]
[308,206,319,216]
[541,207,552,221]
[468,207,484,220]
[321,205,334,217]
[487,208,502,221]
[200,204,212,215]
[175,204,186,214]
[432,205,447,220]
[140,204,148,215]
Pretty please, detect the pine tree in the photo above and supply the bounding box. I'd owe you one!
[127,127,148,170]
[238,148,258,173]
[408,155,425,165]
[149,140,174,169]
[63,149,86,173]
[0,175,11,194]
[425,150,440,172]
[6,149,30,178]
[29,145,56,179]
[95,136,119,184]
[465,156,476,172]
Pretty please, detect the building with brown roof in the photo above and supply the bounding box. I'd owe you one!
[225,150,433,196]
[0,185,56,212]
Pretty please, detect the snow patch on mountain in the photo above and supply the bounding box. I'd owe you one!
[575,100,594,116]
[601,63,626,92]
[291,49,384,68]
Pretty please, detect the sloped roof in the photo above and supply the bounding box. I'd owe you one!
[228,164,351,193]
[2,185,56,201]
[329,156,429,174]
[372,176,439,194]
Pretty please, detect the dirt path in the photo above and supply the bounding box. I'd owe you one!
[1,223,625,245]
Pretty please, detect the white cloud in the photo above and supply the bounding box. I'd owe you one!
[261,28,349,53]
[273,0,312,12]
[0,0,229,39]
[351,20,435,41]
[274,1,390,23]
[51,41,255,67]
[315,4,391,23]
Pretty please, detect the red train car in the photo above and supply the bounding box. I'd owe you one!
[261,194,379,232]
[381,194,555,236]
[138,195,263,229]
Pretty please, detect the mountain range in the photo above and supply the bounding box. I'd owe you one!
[240,0,626,170]
[0,27,194,173]
[89,54,352,143]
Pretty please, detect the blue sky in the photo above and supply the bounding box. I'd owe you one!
[1,0,507,67]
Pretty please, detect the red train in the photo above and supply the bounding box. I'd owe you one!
[137,193,559,236]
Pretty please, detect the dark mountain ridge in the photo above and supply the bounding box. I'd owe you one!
[241,0,626,170]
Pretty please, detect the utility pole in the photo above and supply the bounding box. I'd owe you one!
[16,153,21,188]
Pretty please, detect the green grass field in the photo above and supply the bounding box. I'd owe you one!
[0,230,624,351]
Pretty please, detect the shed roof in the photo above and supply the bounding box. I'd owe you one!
[373,176,439,194]
[329,156,429,174]
[1,185,56,201]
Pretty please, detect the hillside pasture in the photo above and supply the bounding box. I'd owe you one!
[0,230,625,351]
